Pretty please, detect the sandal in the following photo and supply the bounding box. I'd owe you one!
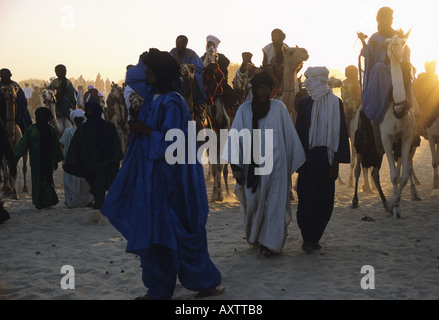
[260,245,277,258]
[195,286,225,299]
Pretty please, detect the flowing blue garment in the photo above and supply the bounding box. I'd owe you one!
[125,60,154,102]
[359,32,393,123]
[101,91,210,255]
[170,48,207,104]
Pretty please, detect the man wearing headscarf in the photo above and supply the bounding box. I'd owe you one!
[15,107,64,210]
[48,64,78,119]
[223,72,306,257]
[295,66,350,253]
[262,29,289,95]
[101,49,224,300]
[201,35,238,114]
[63,101,123,210]
[59,109,94,208]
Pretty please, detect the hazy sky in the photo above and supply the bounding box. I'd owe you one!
[1,0,438,82]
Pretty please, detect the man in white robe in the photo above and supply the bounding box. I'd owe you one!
[59,109,94,208]
[222,72,305,256]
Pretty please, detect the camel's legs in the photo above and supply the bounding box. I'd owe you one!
[371,167,390,212]
[351,154,362,209]
[429,139,439,189]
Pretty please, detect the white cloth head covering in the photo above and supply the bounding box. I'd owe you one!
[206,35,221,48]
[303,66,340,165]
[70,108,85,123]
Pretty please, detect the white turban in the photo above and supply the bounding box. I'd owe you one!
[206,35,221,48]
[304,66,340,165]
[70,108,85,123]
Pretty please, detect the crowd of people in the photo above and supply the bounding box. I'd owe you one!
[1,6,439,300]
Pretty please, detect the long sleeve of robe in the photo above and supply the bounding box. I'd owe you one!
[14,124,64,209]
[222,99,306,252]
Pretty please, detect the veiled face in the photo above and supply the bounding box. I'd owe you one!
[144,67,157,86]
[255,84,271,102]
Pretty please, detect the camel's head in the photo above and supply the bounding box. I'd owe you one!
[128,91,144,119]
[328,77,343,89]
[109,84,122,99]
[283,47,309,72]
[41,89,56,104]
[203,45,218,67]
[232,76,246,91]
[0,84,19,101]
[180,63,195,81]
[386,35,407,64]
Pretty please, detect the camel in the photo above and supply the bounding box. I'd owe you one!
[106,84,129,153]
[128,91,144,121]
[380,35,415,218]
[0,84,28,199]
[180,63,208,143]
[41,89,64,138]
[202,54,231,202]
[180,63,196,115]
[41,89,74,138]
[232,75,247,105]
[279,46,309,122]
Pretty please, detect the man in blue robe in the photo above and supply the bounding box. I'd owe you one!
[170,35,207,106]
[0,68,32,134]
[295,67,350,254]
[358,7,412,152]
[101,49,223,300]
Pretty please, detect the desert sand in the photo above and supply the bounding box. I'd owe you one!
[1,137,438,301]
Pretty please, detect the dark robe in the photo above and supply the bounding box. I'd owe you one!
[63,121,123,209]
[14,124,63,209]
[295,96,350,246]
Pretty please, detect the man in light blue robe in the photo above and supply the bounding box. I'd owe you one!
[359,7,411,124]
[101,49,223,300]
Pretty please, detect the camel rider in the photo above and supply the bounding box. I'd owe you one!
[170,35,207,106]
[0,68,32,134]
[201,35,238,112]
[340,65,362,130]
[262,29,289,97]
[413,61,439,131]
[48,64,78,120]
[358,7,413,154]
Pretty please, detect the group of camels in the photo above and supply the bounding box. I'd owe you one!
[3,35,439,220]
